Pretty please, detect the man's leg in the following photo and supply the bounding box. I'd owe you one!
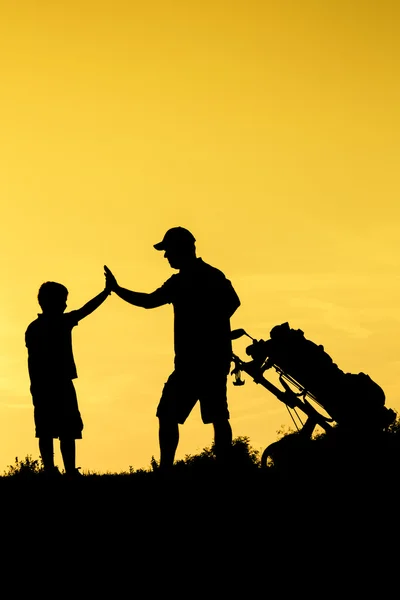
[158,418,179,471]
[213,419,233,465]
[39,437,55,471]
[60,437,77,475]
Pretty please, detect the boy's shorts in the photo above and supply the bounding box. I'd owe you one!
[30,379,83,439]
[156,369,230,424]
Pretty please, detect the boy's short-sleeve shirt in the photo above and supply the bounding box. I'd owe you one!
[25,311,80,383]
[154,258,240,372]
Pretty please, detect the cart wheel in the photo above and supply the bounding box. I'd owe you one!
[260,433,308,469]
[260,442,281,469]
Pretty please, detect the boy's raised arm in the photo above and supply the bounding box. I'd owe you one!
[74,275,111,322]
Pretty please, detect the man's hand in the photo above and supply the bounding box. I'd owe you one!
[104,265,119,292]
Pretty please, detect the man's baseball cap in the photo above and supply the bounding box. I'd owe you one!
[154,227,196,251]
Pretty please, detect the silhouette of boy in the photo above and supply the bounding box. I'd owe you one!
[104,227,240,471]
[25,275,111,477]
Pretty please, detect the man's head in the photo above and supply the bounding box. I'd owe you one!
[38,282,68,314]
[154,227,196,269]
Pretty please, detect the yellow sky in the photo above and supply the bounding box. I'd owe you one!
[1,0,399,473]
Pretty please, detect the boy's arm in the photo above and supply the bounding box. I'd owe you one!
[74,288,111,322]
[104,265,169,309]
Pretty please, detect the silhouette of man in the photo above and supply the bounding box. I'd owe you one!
[105,227,240,471]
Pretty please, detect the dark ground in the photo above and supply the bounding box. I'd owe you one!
[1,434,399,591]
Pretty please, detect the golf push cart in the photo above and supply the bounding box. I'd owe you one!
[230,322,396,468]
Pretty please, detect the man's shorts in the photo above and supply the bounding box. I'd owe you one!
[30,379,83,439]
[156,369,230,424]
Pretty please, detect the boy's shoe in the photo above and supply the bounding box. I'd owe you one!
[41,467,63,479]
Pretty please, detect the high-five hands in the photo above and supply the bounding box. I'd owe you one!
[104,265,119,293]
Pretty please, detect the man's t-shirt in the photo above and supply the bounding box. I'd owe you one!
[153,258,240,372]
[25,312,80,384]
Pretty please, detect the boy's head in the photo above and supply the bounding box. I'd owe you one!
[38,282,68,314]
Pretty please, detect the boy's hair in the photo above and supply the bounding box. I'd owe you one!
[38,282,68,310]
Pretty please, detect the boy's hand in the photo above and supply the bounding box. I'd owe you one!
[104,265,118,292]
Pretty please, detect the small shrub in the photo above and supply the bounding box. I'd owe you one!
[4,455,43,477]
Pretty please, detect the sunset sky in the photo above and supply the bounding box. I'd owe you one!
[1,0,399,473]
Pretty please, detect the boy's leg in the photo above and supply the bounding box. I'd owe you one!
[39,437,55,471]
[60,437,77,474]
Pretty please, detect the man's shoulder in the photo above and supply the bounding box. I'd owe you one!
[196,259,227,281]
[197,259,240,310]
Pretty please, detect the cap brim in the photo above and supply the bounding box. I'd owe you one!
[153,242,165,250]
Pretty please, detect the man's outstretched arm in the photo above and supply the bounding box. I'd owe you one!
[104,265,168,309]
[111,286,164,309]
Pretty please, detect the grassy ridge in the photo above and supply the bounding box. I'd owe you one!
[2,427,400,505]
[1,430,398,585]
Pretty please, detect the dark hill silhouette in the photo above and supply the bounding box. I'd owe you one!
[2,429,398,593]
[3,424,400,492]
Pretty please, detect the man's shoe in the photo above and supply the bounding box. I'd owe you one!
[64,468,83,479]
[41,467,63,479]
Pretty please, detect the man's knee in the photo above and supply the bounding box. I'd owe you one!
[159,418,179,434]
